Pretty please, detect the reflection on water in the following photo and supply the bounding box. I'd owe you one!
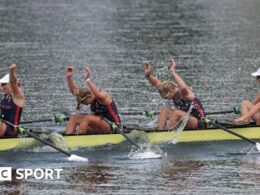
[1,0,260,194]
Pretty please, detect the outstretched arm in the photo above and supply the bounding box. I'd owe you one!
[66,67,78,95]
[84,66,111,103]
[9,64,25,107]
[144,62,161,88]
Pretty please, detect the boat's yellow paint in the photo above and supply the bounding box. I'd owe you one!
[0,137,37,151]
[1,126,260,151]
[63,134,125,148]
[179,126,260,142]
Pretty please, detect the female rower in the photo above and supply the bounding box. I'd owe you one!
[0,64,25,137]
[65,66,121,134]
[235,68,260,125]
[144,59,206,130]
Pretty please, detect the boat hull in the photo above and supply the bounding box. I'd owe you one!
[0,126,260,151]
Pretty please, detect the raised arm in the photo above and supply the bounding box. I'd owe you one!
[144,62,161,88]
[168,59,193,97]
[84,66,111,103]
[168,59,187,89]
[66,67,78,95]
[9,64,25,107]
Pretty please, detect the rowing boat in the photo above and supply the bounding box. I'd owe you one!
[0,124,260,151]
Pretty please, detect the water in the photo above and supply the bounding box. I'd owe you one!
[1,0,260,194]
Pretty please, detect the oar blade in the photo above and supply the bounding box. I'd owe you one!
[256,143,260,151]
[68,154,88,162]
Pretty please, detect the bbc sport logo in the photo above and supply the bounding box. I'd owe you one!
[0,167,12,181]
[0,167,63,181]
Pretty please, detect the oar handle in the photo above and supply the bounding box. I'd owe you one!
[120,110,158,117]
[121,107,240,117]
[20,114,69,124]
[206,107,240,115]
[206,110,233,115]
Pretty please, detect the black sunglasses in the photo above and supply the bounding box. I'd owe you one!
[1,83,7,86]
[257,76,260,80]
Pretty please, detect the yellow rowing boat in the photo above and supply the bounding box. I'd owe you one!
[0,125,259,151]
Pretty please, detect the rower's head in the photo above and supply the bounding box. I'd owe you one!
[76,88,94,109]
[251,68,260,83]
[157,81,179,99]
[0,74,12,94]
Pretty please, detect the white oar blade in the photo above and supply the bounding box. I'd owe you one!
[68,154,88,162]
[256,143,260,151]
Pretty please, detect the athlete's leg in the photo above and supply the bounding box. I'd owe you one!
[0,122,7,137]
[167,109,199,129]
[66,114,85,134]
[158,107,174,130]
[77,115,111,134]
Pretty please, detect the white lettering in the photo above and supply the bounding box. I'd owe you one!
[24,169,33,179]
[55,169,63,179]
[14,168,63,180]
[43,169,53,180]
[16,168,24,180]
[34,169,44,180]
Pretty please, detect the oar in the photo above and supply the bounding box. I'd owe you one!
[111,124,163,159]
[0,117,88,161]
[20,114,69,124]
[107,120,140,149]
[120,107,240,117]
[19,107,240,125]
[205,118,260,151]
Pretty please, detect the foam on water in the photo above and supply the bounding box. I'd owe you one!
[127,145,164,160]
[128,151,162,159]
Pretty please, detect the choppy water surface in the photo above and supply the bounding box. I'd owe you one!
[1,0,260,194]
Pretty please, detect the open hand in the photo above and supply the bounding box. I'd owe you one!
[9,64,16,71]
[85,65,90,80]
[66,67,74,77]
[168,59,176,72]
[144,62,152,76]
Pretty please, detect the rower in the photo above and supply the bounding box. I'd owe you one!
[144,59,206,130]
[0,64,25,137]
[65,66,121,135]
[235,67,260,125]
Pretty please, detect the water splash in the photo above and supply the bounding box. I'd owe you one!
[241,145,260,156]
[127,144,164,160]
[168,105,193,144]
[145,116,158,128]
[48,132,68,150]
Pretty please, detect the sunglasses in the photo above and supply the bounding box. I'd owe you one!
[1,83,8,86]
[163,92,171,99]
[257,76,260,80]
[77,95,89,103]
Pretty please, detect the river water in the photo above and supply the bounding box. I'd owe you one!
[1,0,260,194]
